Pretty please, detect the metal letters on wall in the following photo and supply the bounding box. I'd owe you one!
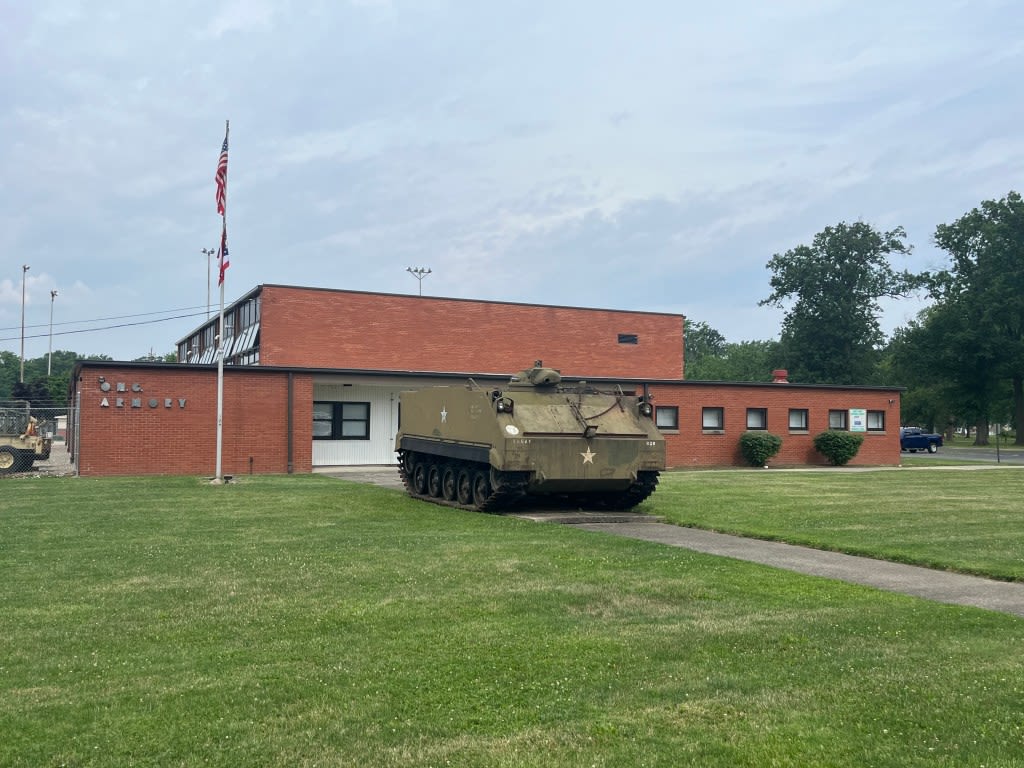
[97,377,186,410]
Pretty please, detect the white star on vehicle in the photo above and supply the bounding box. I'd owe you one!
[580,447,596,464]
[440,407,447,423]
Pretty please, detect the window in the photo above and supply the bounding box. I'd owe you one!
[238,297,261,330]
[829,410,848,430]
[789,409,809,431]
[313,401,371,440]
[746,408,767,430]
[655,406,679,430]
[702,407,724,430]
[867,410,885,431]
[618,333,638,344]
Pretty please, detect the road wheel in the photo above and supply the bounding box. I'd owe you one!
[0,447,17,474]
[427,464,443,497]
[471,469,492,508]
[441,465,458,501]
[928,443,938,454]
[401,450,415,474]
[411,461,428,494]
[456,467,474,505]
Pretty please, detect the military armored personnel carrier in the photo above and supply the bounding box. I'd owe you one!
[395,363,666,511]
[0,400,52,474]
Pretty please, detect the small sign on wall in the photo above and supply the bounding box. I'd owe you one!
[849,408,867,432]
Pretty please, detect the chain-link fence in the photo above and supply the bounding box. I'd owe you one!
[0,401,75,477]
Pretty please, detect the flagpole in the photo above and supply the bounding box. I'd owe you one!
[215,272,225,483]
[214,119,229,484]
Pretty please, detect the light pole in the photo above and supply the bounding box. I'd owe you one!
[20,264,29,384]
[406,266,432,296]
[48,290,58,376]
[201,247,216,318]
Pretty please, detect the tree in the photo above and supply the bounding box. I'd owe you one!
[760,221,921,385]
[683,319,783,382]
[886,306,1009,441]
[688,340,781,382]
[132,350,178,363]
[881,313,957,434]
[11,378,54,405]
[930,191,1024,445]
[684,320,726,379]
[0,350,111,402]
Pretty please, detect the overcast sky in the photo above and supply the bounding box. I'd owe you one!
[2,0,1023,363]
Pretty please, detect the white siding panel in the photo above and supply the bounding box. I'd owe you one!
[312,384,402,466]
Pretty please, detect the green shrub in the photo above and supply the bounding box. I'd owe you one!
[813,431,864,466]
[739,431,783,467]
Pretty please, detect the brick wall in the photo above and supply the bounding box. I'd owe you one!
[72,364,903,476]
[650,382,902,467]
[75,365,313,477]
[259,286,685,379]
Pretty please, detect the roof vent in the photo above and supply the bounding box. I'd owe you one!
[772,369,789,384]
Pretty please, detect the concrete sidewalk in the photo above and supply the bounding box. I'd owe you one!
[577,522,1024,618]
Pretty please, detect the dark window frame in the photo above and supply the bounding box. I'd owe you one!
[702,406,724,431]
[617,333,639,345]
[828,409,848,430]
[867,410,886,432]
[788,408,809,431]
[655,405,679,431]
[746,407,768,431]
[313,401,371,440]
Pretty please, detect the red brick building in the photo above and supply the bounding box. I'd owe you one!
[69,285,902,476]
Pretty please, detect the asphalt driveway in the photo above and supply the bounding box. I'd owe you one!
[910,444,1024,464]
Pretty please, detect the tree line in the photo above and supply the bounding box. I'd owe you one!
[685,190,1024,446]
[0,350,173,406]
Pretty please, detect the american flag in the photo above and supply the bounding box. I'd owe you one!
[215,122,229,215]
[218,222,230,286]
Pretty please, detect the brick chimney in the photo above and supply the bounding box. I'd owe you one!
[772,369,789,383]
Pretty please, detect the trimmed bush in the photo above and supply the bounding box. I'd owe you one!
[739,431,783,467]
[813,431,864,466]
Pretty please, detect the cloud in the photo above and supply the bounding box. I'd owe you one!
[2,0,1023,361]
[198,0,276,40]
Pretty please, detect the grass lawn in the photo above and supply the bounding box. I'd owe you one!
[652,466,1024,581]
[1,473,1022,767]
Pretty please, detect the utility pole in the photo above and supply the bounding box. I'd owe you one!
[406,266,432,296]
[20,264,29,383]
[48,290,58,376]
[201,247,216,318]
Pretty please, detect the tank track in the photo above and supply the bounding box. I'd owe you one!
[396,450,528,513]
[396,450,660,513]
[594,471,660,510]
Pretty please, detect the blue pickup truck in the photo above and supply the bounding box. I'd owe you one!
[900,427,943,453]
